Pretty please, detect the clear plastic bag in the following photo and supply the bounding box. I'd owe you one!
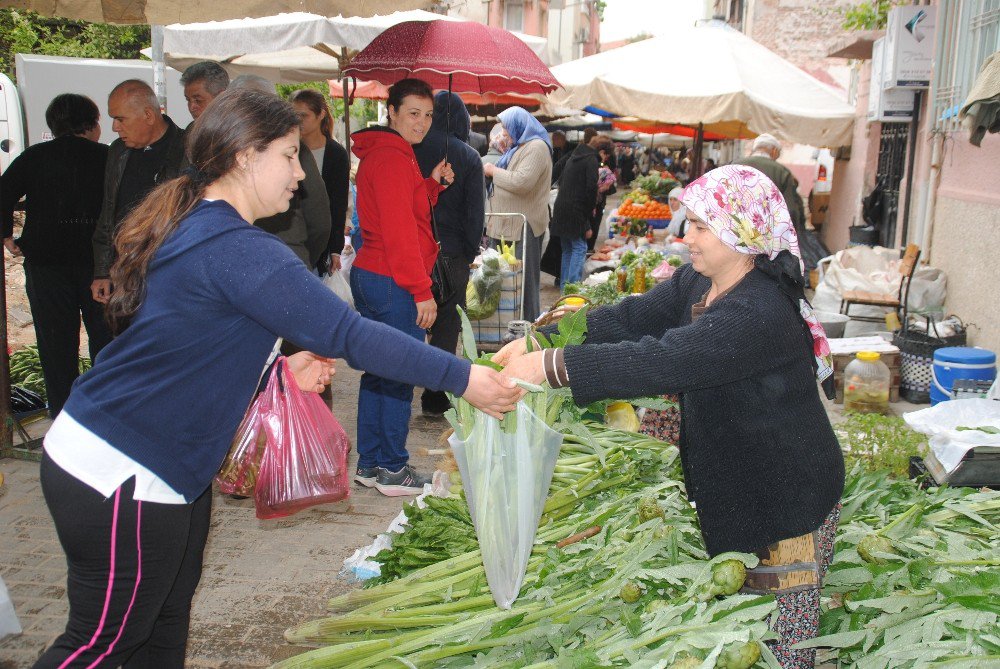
[448,402,562,609]
[466,248,506,321]
[0,575,21,639]
[253,359,351,519]
[216,391,269,496]
[323,270,355,310]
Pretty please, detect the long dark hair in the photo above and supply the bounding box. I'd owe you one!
[289,88,333,138]
[106,88,301,333]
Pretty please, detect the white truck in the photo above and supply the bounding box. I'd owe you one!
[0,53,193,174]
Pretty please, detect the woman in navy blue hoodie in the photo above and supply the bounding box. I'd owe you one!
[32,88,518,669]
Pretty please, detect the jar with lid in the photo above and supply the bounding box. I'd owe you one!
[843,351,891,414]
[502,320,531,345]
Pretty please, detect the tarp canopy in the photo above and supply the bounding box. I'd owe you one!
[548,21,855,147]
[0,0,435,25]
[163,11,549,84]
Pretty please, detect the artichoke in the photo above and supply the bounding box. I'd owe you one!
[715,641,760,669]
[857,534,897,564]
[619,582,642,603]
[700,559,747,600]
[638,497,665,523]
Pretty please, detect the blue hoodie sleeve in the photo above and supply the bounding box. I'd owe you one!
[209,227,471,395]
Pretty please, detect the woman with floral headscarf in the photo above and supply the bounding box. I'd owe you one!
[482,106,552,321]
[497,165,844,668]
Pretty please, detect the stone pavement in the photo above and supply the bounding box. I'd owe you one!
[0,363,457,669]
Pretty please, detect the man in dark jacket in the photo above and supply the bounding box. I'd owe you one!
[91,80,186,303]
[550,135,612,291]
[734,133,805,233]
[413,92,485,415]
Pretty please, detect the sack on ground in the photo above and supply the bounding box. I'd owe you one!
[254,359,351,519]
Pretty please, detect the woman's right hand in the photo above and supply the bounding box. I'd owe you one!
[492,337,529,366]
[462,364,521,419]
[416,298,437,329]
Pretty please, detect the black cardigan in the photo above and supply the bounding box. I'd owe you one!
[562,264,844,556]
[1,135,108,265]
[319,137,350,258]
[549,143,599,239]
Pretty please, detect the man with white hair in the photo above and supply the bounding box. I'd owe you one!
[734,133,806,233]
[91,79,185,303]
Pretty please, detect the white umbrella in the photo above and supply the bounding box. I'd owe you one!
[162,10,550,83]
[548,21,854,148]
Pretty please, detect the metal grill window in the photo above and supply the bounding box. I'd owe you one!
[932,0,1000,131]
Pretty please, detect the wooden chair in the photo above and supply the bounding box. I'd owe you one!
[840,243,921,323]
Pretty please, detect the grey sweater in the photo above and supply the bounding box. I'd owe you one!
[562,264,844,555]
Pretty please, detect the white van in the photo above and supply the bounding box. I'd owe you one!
[0,54,193,173]
[0,72,26,175]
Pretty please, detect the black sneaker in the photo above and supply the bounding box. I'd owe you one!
[375,465,432,497]
[353,466,378,488]
[421,390,451,416]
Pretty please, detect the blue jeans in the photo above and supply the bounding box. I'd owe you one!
[559,235,587,292]
[349,267,424,471]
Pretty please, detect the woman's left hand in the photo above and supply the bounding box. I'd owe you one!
[432,159,455,187]
[483,163,496,178]
[287,351,336,393]
[501,350,546,386]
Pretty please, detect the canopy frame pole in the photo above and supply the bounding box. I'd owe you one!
[692,123,705,180]
[340,48,352,154]
[152,26,166,112]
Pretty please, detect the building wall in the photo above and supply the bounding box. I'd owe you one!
[927,132,1000,354]
[823,61,881,252]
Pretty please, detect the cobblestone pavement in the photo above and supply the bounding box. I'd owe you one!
[0,363,457,669]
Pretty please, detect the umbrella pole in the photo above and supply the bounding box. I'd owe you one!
[442,73,453,186]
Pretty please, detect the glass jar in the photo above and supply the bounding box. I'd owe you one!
[843,351,891,414]
[502,320,531,345]
[633,264,647,293]
[616,266,628,293]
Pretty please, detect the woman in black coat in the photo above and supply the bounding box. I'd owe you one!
[1,94,113,416]
[290,89,350,274]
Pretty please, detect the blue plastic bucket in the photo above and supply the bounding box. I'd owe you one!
[931,347,997,405]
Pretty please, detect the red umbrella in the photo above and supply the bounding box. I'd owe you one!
[343,20,560,96]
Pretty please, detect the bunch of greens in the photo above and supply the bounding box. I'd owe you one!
[630,173,681,198]
[835,413,928,478]
[563,279,625,307]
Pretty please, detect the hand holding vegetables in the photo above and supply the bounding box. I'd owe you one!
[492,336,530,366]
[461,364,521,419]
[286,351,335,393]
[500,349,545,386]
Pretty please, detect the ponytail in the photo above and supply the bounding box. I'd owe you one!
[106,175,204,333]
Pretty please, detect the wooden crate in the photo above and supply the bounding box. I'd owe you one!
[832,351,901,372]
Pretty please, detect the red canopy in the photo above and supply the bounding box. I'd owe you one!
[343,20,560,96]
[329,79,540,107]
[611,119,736,141]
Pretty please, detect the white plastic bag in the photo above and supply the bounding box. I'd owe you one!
[903,399,1000,473]
[449,402,562,609]
[0,575,22,639]
[323,270,354,310]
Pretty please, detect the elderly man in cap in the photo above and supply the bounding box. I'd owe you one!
[734,133,805,233]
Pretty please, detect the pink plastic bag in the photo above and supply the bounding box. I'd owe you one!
[216,387,271,497]
[253,358,350,519]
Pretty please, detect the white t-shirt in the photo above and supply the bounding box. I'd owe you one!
[311,145,326,172]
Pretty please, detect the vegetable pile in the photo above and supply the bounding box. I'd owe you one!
[8,344,92,401]
[274,310,1000,668]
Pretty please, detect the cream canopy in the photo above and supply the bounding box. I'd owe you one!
[548,21,855,147]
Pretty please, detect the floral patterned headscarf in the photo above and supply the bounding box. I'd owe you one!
[681,165,834,394]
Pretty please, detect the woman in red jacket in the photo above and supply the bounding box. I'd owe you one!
[350,78,454,497]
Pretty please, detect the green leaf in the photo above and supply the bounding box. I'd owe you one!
[486,613,527,639]
[792,629,868,649]
[458,306,478,362]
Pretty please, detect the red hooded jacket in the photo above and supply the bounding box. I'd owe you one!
[351,126,443,303]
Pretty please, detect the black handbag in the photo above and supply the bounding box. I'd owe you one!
[428,205,457,306]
